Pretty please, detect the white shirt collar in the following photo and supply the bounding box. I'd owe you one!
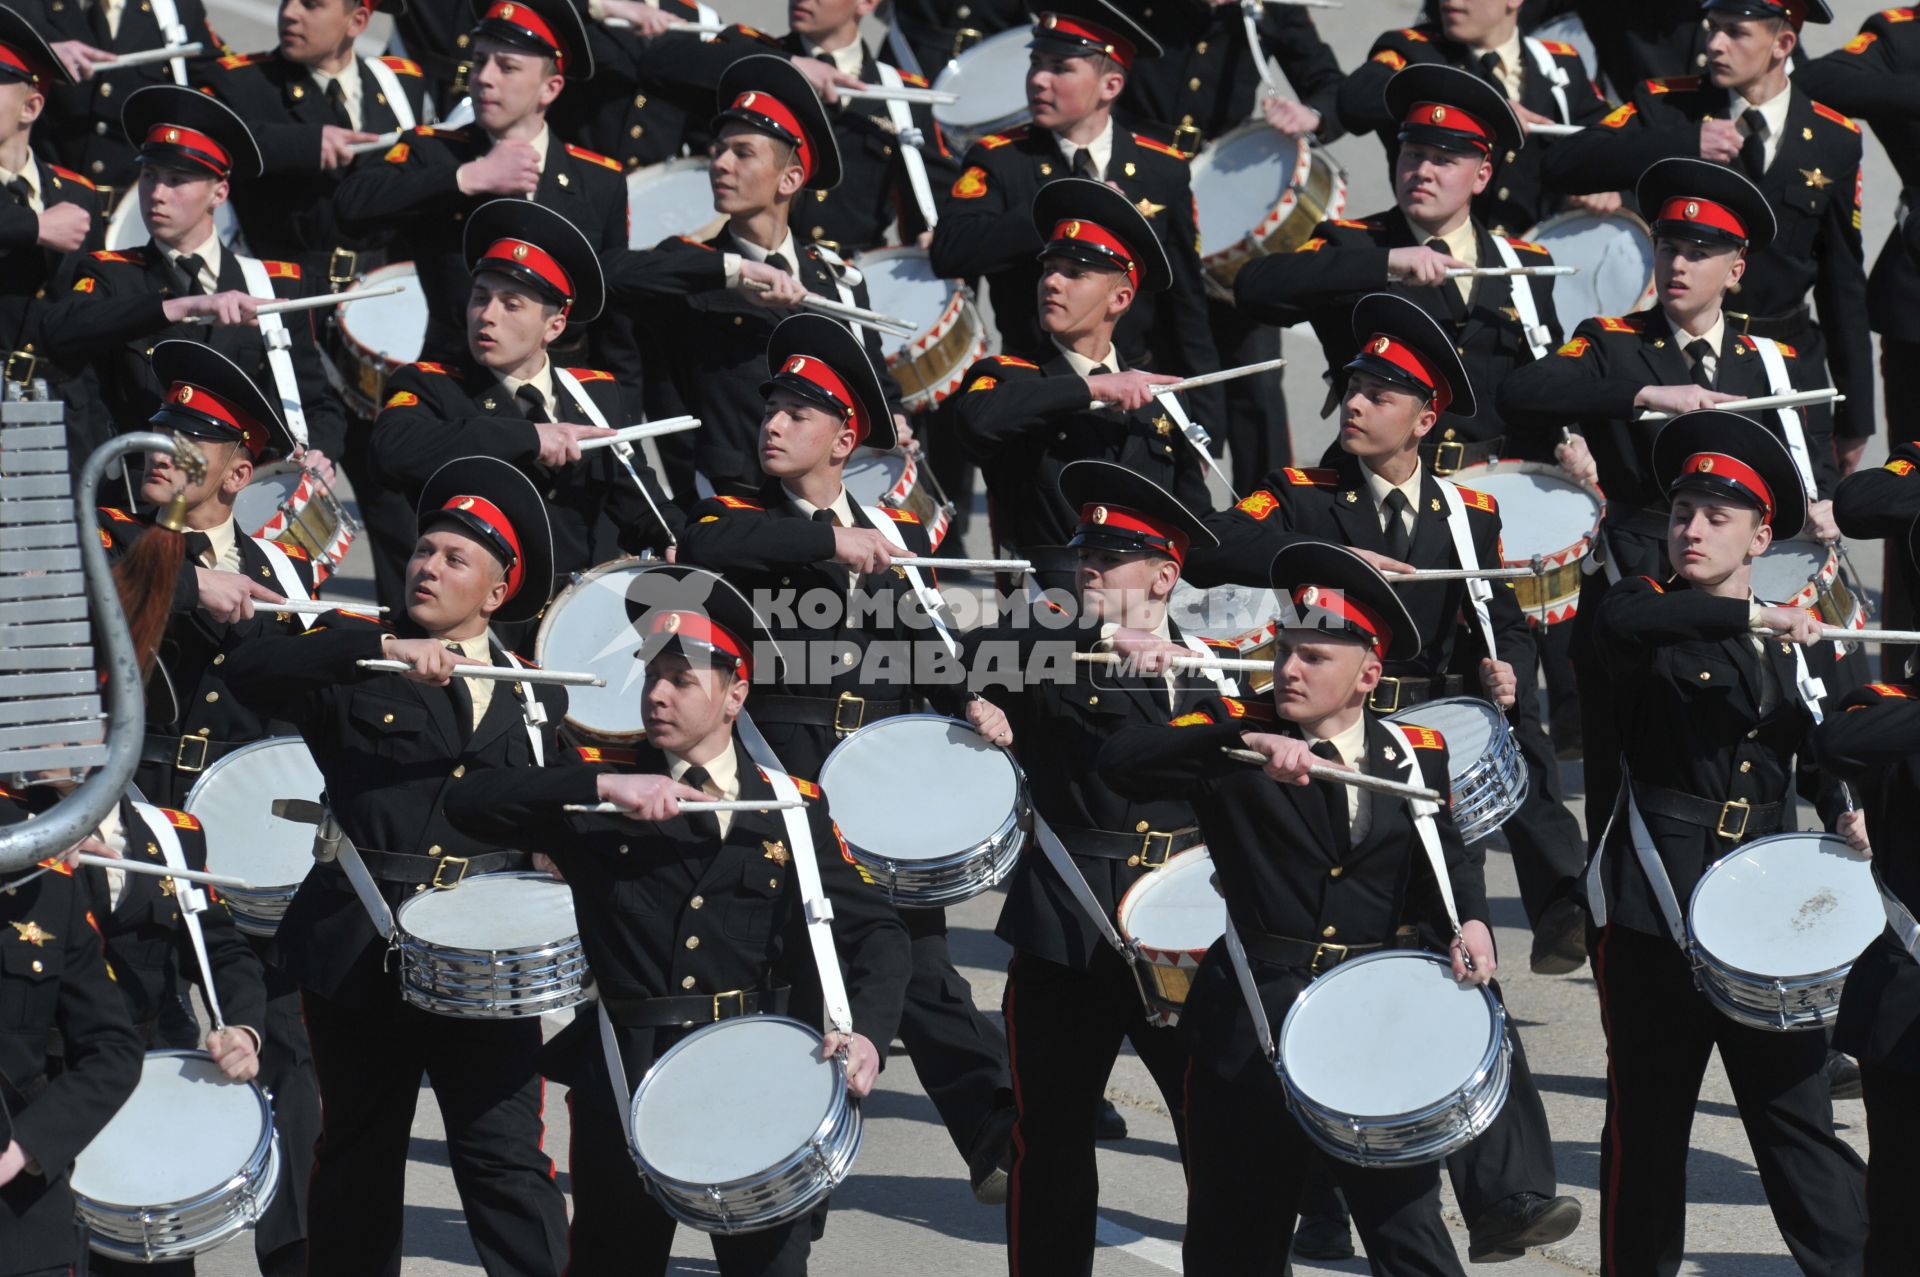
[1305,713,1369,767]
[1051,335,1120,380]
[732,226,800,269]
[449,631,494,663]
[500,354,555,419]
[200,514,240,571]
[1052,115,1115,180]
[1730,79,1790,159]
[782,481,856,527]
[1362,462,1423,520]
[804,37,866,79]
[669,743,740,797]
[170,228,222,290]
[1678,312,1727,366]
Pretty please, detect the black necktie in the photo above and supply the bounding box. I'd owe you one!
[1073,147,1100,180]
[680,765,722,841]
[1478,50,1504,90]
[182,530,213,566]
[325,77,351,127]
[1381,489,1411,561]
[1310,740,1349,849]
[766,252,794,276]
[1686,338,1716,390]
[444,642,473,739]
[1426,237,1467,320]
[1739,107,1768,180]
[174,253,205,297]
[4,176,31,208]
[812,508,850,588]
[515,384,550,423]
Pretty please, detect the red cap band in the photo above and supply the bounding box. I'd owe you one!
[1360,332,1453,415]
[776,353,868,442]
[479,237,574,307]
[481,1,567,69]
[1048,218,1138,287]
[1402,100,1491,151]
[441,494,525,598]
[143,123,231,174]
[165,381,263,458]
[647,610,750,679]
[1656,195,1748,241]
[0,44,44,84]
[1034,12,1137,70]
[726,90,813,181]
[1680,451,1775,523]
[1290,585,1393,654]
[1078,502,1189,564]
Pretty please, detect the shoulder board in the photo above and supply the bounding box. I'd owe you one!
[263,260,301,279]
[99,506,137,523]
[378,55,422,76]
[411,360,459,377]
[1866,683,1915,699]
[1397,27,1429,41]
[1328,218,1378,229]
[1283,466,1338,486]
[1556,336,1590,358]
[1235,489,1281,520]
[1504,237,1548,255]
[1843,31,1879,53]
[90,248,143,264]
[48,164,95,190]
[792,777,822,799]
[1218,696,1275,722]
[1131,133,1188,160]
[1454,484,1497,514]
[1637,575,1665,594]
[715,495,764,510]
[564,142,622,171]
[989,354,1038,369]
[1882,8,1917,21]
[1885,457,1915,476]
[1599,102,1636,128]
[1596,315,1641,333]
[157,807,200,831]
[575,745,639,765]
[1811,101,1861,133]
[384,390,419,409]
[565,367,615,383]
[879,506,920,525]
[1743,336,1795,357]
[1538,39,1579,57]
[1371,49,1406,69]
[1645,75,1702,94]
[977,125,1030,149]
[36,858,74,876]
[673,235,716,251]
[215,50,270,69]
[1170,711,1214,727]
[899,70,929,87]
[1397,724,1446,751]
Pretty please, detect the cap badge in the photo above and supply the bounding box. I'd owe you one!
[1300,586,1320,607]
[501,3,515,18]
[457,497,476,510]
[176,385,193,405]
[1065,220,1081,238]
[1684,200,1700,219]
[1698,457,1715,473]
[1043,13,1058,27]
[789,356,807,375]
[1431,105,1447,124]
[511,243,529,261]
[663,612,682,633]
[1091,506,1108,524]
[742,91,758,109]
[1371,336,1391,355]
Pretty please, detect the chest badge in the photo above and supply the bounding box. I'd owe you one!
[762,840,790,866]
[1152,414,1173,437]
[1801,167,1831,190]
[1134,197,1165,219]
[10,919,53,946]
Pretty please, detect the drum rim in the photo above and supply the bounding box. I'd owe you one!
[819,712,1029,859]
[1444,458,1604,566]
[534,554,658,739]
[179,736,323,889]
[336,259,426,346]
[71,1050,276,1213]
[393,870,583,958]
[1523,204,1653,240]
[1116,847,1222,951]
[930,27,1035,129]
[1685,831,1878,986]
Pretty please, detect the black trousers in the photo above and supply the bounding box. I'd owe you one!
[1860,1060,1920,1276]
[1589,923,1866,1276]
[1208,298,1292,492]
[251,955,318,1272]
[1001,948,1189,1276]
[300,988,568,1277]
[1497,629,1588,925]
[898,906,1013,1159]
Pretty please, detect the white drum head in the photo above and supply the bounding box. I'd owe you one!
[232,468,304,538]
[1282,953,1497,1117]
[1390,698,1498,784]
[932,28,1032,134]
[396,872,577,950]
[1192,128,1297,257]
[1120,850,1225,954]
[635,1017,839,1183]
[1691,834,1881,977]
[535,561,653,737]
[1525,210,1654,330]
[337,264,426,365]
[1454,464,1600,560]
[72,1053,266,1207]
[843,451,907,508]
[627,159,718,250]
[854,249,950,340]
[182,737,326,888]
[1168,580,1280,640]
[1752,540,1829,604]
[818,717,1020,865]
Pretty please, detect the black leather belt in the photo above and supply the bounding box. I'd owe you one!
[753,692,908,735]
[1726,303,1812,342]
[1054,824,1203,866]
[600,986,789,1028]
[141,732,243,775]
[1365,673,1466,714]
[1630,779,1783,841]
[1420,435,1503,476]
[355,847,529,886]
[1240,925,1420,974]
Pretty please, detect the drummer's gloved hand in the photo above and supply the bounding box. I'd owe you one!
[163,291,260,328]
[1632,384,1740,417]
[1805,499,1840,545]
[1452,920,1497,986]
[300,448,338,488]
[458,140,542,197]
[1478,658,1517,709]
[319,125,382,171]
[1239,731,1324,787]
[822,1031,881,1098]
[595,773,711,824]
[206,1026,261,1083]
[197,570,286,625]
[1752,604,1824,648]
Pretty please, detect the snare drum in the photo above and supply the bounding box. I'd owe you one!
[182,737,326,936]
[232,461,359,583]
[1384,698,1527,845]
[1191,127,1347,301]
[816,715,1026,907]
[1278,951,1510,1167]
[393,872,589,1018]
[535,557,655,744]
[630,1016,862,1233]
[1522,208,1656,332]
[627,157,723,250]
[1687,833,1883,1032]
[844,449,953,550]
[106,188,244,254]
[852,247,988,410]
[1116,848,1225,1027]
[1449,460,1604,625]
[1753,538,1865,631]
[72,1050,281,1262]
[332,262,426,419]
[931,27,1031,146]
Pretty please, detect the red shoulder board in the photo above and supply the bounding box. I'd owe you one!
[793,777,822,799]
[37,857,74,876]
[379,55,422,76]
[1284,466,1338,486]
[162,808,200,831]
[1235,490,1281,520]
[1843,31,1878,53]
[1811,101,1860,133]
[989,354,1038,369]
[1599,103,1636,128]
[91,248,142,264]
[880,507,920,524]
[977,125,1030,149]
[1557,337,1590,358]
[1398,27,1429,41]
[412,361,455,376]
[215,50,266,69]
[1867,683,1915,699]
[1596,315,1641,333]
[1170,711,1214,727]
[565,368,615,383]
[1637,575,1665,594]
[900,70,929,87]
[1504,237,1548,256]
[564,142,622,171]
[575,745,639,765]
[1454,485,1497,514]
[49,164,96,190]
[1328,218,1377,229]
[1132,134,1188,160]
[264,260,300,279]
[277,541,309,560]
[1538,39,1579,57]
[675,235,716,251]
[99,506,137,523]
[715,495,764,510]
[1645,75,1701,94]
[1884,8,1917,21]
[1399,724,1445,751]
[1885,458,1915,476]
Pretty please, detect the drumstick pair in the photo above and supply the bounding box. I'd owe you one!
[1085,357,1287,411]
[355,659,606,687]
[175,282,408,325]
[1220,747,1445,804]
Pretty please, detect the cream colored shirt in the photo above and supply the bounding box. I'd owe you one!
[99,0,123,39]
[0,154,42,214]
[782,481,856,528]
[447,631,495,727]
[199,515,243,573]
[1431,217,1478,304]
[1485,30,1525,102]
[1363,464,1423,542]
[1304,713,1371,844]
[670,744,741,836]
[804,38,866,78]
[1053,115,1115,181]
[1053,336,1121,408]
[722,226,803,290]
[96,803,129,912]
[309,62,365,131]
[1730,81,1790,172]
[170,228,223,295]
[501,354,557,421]
[1678,312,1727,387]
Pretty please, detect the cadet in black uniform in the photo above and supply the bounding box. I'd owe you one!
[221,455,570,1277]
[927,0,1221,422]
[889,0,1024,80]
[0,793,142,1277]
[1099,542,1497,1276]
[952,178,1212,589]
[1338,0,1612,238]
[1584,410,1866,1274]
[1540,0,1874,473]
[447,564,910,1277]
[1836,439,1920,684]
[1520,0,1717,96]
[41,85,347,461]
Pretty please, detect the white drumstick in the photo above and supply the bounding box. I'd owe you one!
[603,16,727,32]
[92,42,204,71]
[741,280,919,338]
[1387,557,1547,582]
[573,417,702,453]
[346,131,403,157]
[176,282,407,324]
[1444,265,1577,279]
[1254,0,1343,7]
[1220,748,1443,802]
[71,853,255,890]
[355,659,606,687]
[565,799,807,814]
[1636,388,1843,421]
[1074,651,1275,675]
[254,600,389,615]
[837,84,961,105]
[888,556,1031,572]
[1526,123,1585,137]
[1816,627,1920,645]
[1088,357,1287,410]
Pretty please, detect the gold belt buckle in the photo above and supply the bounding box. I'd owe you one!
[1368,676,1402,714]
[832,691,866,736]
[1310,942,1348,973]
[3,350,36,385]
[1172,119,1204,158]
[431,855,470,890]
[326,248,359,291]
[1432,439,1466,476]
[175,733,210,773]
[1137,830,1176,869]
[712,989,747,1021]
[1715,798,1751,840]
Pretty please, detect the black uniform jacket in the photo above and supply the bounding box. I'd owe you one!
[890,0,1026,79]
[950,349,1213,554]
[550,0,711,174]
[1187,456,1524,686]
[1097,695,1487,1081]
[0,798,141,1277]
[368,354,681,582]
[1336,23,1609,236]
[926,120,1223,416]
[1233,207,1562,449]
[195,50,431,273]
[444,739,910,1084]
[1836,441,1920,545]
[1518,0,1713,95]
[1120,0,1344,151]
[0,159,109,455]
[1814,677,1920,1075]
[42,244,346,459]
[219,610,568,1006]
[1539,75,1873,441]
[1591,574,1814,937]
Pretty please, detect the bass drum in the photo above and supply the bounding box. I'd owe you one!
[627,157,723,250]
[931,27,1031,147]
[1523,208,1655,332]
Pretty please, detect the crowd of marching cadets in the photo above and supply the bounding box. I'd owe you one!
[7,0,1920,1273]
